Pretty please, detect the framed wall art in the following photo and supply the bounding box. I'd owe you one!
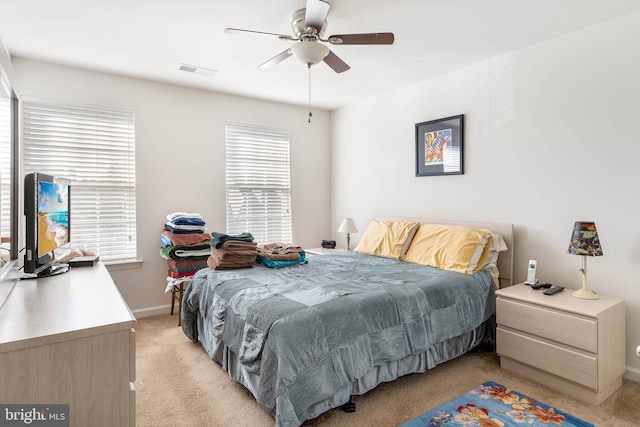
[415,114,464,177]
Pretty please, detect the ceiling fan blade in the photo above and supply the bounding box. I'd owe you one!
[327,33,395,45]
[225,28,294,41]
[323,50,350,73]
[305,0,330,30]
[259,49,293,69]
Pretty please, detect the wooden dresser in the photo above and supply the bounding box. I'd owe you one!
[0,263,136,426]
[496,283,625,405]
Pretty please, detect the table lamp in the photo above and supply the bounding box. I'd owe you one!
[567,221,602,300]
[338,218,358,251]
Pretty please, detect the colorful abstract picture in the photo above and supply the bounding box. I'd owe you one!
[415,115,464,176]
[424,128,452,165]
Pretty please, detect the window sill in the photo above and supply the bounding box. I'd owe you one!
[104,259,143,271]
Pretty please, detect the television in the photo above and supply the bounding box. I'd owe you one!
[24,172,71,277]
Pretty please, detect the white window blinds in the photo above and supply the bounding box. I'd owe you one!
[22,98,137,261]
[225,123,292,244]
[0,92,10,243]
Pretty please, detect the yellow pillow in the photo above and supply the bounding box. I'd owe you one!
[403,224,491,274]
[354,220,420,259]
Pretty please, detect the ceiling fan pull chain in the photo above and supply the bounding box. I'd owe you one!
[308,63,312,123]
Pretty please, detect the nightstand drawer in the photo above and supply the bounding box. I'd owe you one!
[497,328,597,389]
[497,298,597,353]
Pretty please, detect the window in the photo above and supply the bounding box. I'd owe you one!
[225,123,292,244]
[22,98,136,261]
[0,78,11,257]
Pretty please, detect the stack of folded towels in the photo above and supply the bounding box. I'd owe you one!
[208,232,257,270]
[160,212,211,279]
[256,243,307,268]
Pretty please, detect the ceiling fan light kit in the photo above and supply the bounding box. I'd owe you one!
[225,0,394,73]
[291,41,329,65]
[225,0,394,120]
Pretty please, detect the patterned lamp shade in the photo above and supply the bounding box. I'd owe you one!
[567,221,603,257]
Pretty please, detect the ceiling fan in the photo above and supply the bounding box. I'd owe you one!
[224,0,394,73]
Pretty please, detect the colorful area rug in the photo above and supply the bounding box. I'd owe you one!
[401,381,594,427]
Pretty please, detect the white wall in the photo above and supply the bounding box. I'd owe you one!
[12,58,332,316]
[331,11,640,376]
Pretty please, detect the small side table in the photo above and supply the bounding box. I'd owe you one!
[306,247,347,255]
[496,283,625,405]
[166,277,192,326]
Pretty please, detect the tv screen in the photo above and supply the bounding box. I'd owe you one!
[36,181,70,257]
[24,172,71,276]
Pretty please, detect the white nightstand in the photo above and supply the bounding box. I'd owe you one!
[496,283,625,405]
[305,247,347,255]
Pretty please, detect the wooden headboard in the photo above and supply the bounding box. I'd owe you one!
[375,217,514,288]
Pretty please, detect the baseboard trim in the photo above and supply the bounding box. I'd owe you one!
[624,366,640,383]
[132,304,171,319]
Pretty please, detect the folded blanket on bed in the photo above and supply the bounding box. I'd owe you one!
[210,249,258,260]
[221,240,258,251]
[256,250,300,261]
[259,243,303,255]
[207,247,257,270]
[256,251,307,268]
[257,243,302,259]
[207,255,255,270]
[210,232,254,249]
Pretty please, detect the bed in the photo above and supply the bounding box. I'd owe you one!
[181,219,514,426]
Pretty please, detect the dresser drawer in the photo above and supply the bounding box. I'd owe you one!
[497,327,597,389]
[129,382,136,427]
[129,328,136,382]
[497,298,597,353]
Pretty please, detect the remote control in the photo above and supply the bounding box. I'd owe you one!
[532,282,552,290]
[543,286,564,295]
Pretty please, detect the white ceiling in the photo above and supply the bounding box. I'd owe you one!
[1,0,639,110]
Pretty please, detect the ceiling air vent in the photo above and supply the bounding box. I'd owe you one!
[179,63,217,76]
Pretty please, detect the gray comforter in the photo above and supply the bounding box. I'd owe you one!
[182,251,495,426]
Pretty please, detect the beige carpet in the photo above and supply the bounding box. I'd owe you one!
[135,314,640,426]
